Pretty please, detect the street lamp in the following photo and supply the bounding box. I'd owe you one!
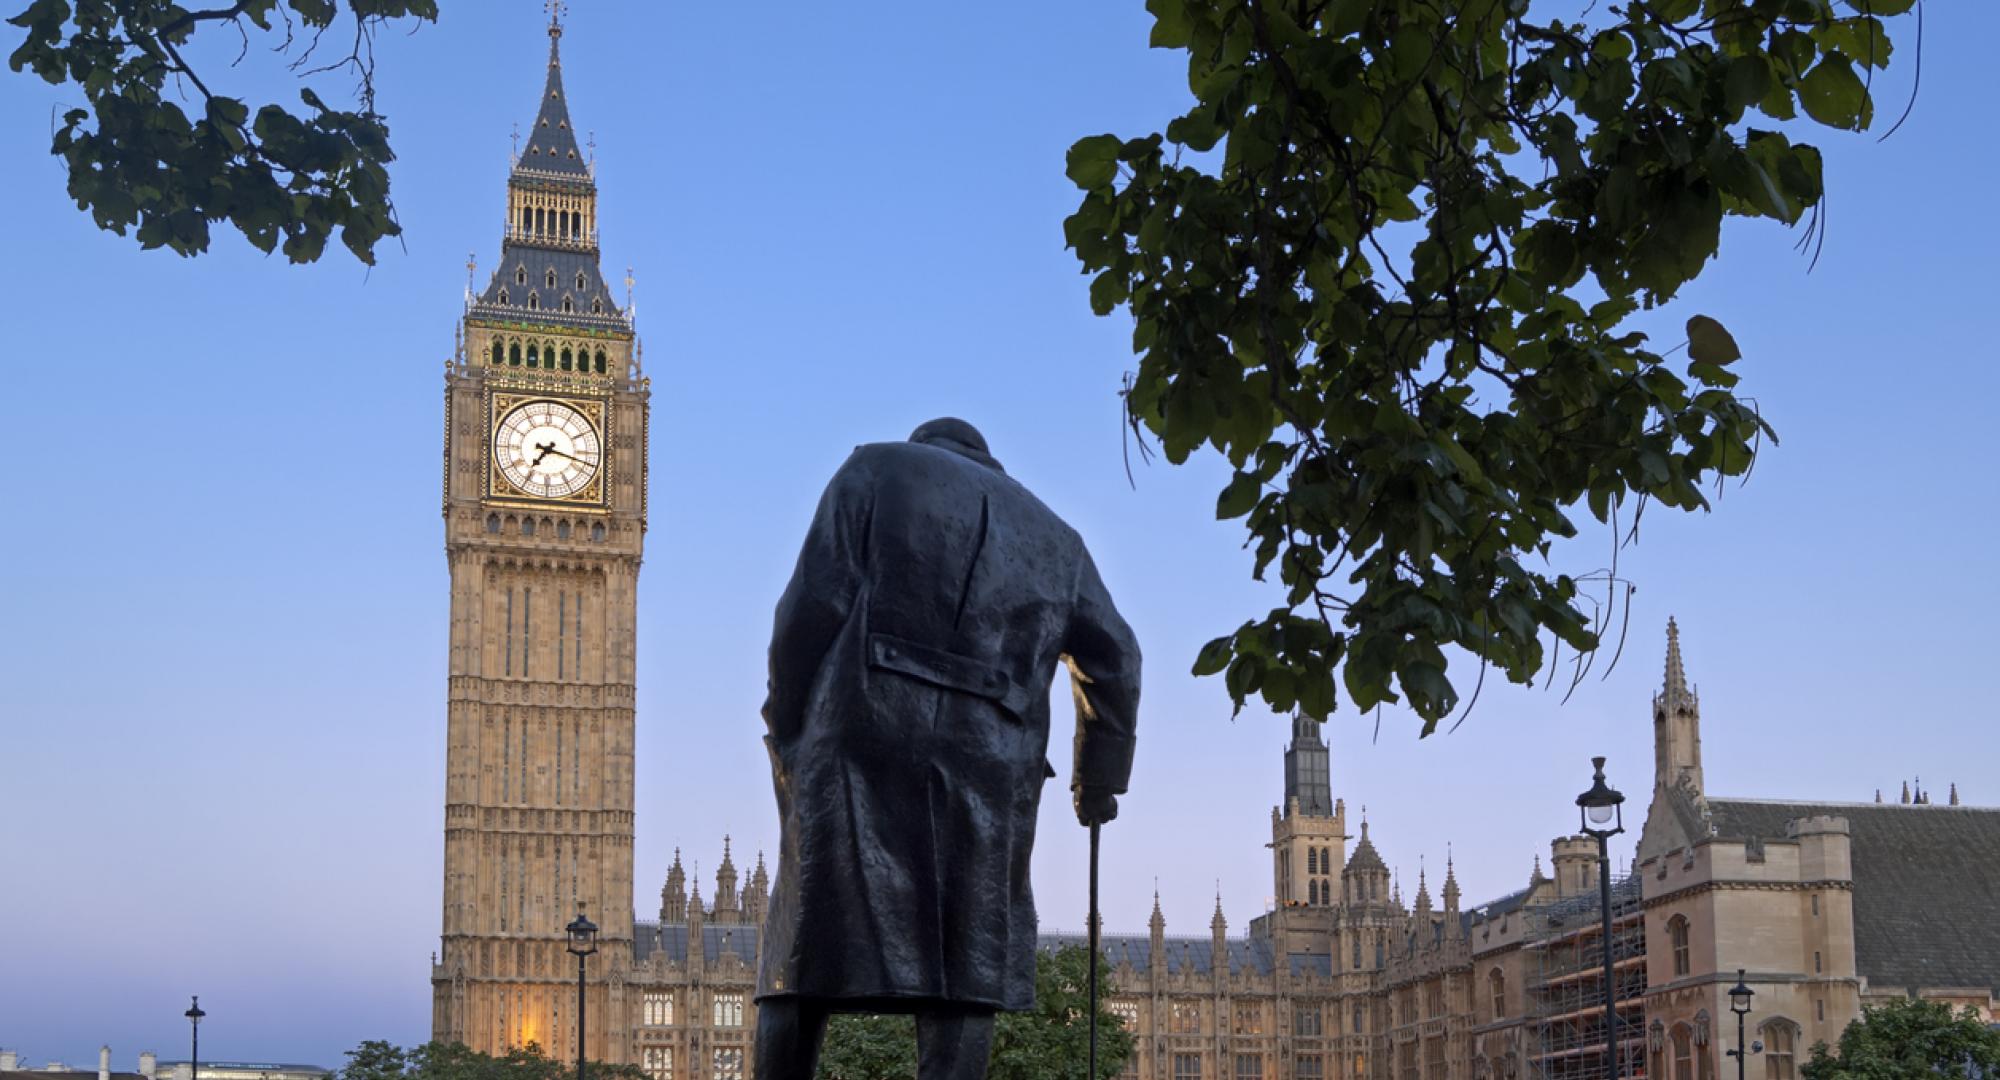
[1725,969,1757,1080]
[565,903,598,1080]
[1577,757,1626,1080]
[183,997,204,1080]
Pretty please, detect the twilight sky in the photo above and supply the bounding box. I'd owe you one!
[3,0,1996,1069]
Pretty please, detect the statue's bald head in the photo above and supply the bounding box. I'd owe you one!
[909,417,990,456]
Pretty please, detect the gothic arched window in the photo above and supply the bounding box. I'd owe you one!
[1667,915,1691,976]
[509,342,522,366]
[490,341,504,365]
[561,296,574,314]
[528,293,540,311]
[1308,848,1319,875]
[577,271,588,291]
[521,518,536,537]
[1671,1025,1693,1080]
[592,298,603,315]
[1309,880,1320,905]
[486,513,500,534]
[595,349,607,374]
[1760,1020,1797,1080]
[1489,969,1506,1021]
[591,522,606,542]
[516,266,527,286]
[560,347,573,371]
[547,268,558,289]
[527,344,540,368]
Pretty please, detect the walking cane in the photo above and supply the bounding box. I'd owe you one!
[1088,819,1101,1080]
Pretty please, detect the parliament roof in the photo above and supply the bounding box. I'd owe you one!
[1706,798,2000,993]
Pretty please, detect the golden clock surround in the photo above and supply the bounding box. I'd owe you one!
[485,391,611,508]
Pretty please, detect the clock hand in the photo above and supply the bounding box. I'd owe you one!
[531,441,556,466]
[545,447,598,467]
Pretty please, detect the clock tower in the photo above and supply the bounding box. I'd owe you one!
[432,13,645,1062]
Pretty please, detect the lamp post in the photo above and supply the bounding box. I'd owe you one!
[565,904,598,1080]
[1725,969,1757,1080]
[1577,757,1626,1080]
[183,997,204,1080]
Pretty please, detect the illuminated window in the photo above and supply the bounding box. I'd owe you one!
[711,1049,743,1080]
[1668,916,1691,977]
[1294,1002,1322,1037]
[1109,1000,1139,1029]
[641,1048,672,1080]
[1234,1003,1264,1035]
[1172,1000,1202,1034]
[713,992,744,1027]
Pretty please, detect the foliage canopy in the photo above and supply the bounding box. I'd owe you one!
[1066,0,1914,731]
[8,0,438,264]
[339,1039,644,1080]
[1801,998,2000,1080]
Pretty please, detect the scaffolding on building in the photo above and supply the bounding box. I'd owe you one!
[1523,873,1648,1080]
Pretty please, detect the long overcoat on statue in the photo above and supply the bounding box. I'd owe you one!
[754,427,1140,1012]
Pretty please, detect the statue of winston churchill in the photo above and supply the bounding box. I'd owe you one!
[752,418,1143,1080]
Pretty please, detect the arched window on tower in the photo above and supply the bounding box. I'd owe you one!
[527,344,540,368]
[1668,915,1691,976]
[516,266,527,286]
[1309,880,1319,905]
[577,271,588,291]
[1308,848,1319,875]
[595,349,607,374]
[1352,937,1361,968]
[1488,969,1505,1021]
[592,298,604,315]
[509,342,522,366]
[490,341,504,366]
[520,208,531,234]
[560,347,573,371]
[547,268,558,289]
[535,207,545,234]
[1671,1025,1693,1080]
[528,293,540,311]
[486,513,501,534]
[1760,1021,1797,1080]
[591,521,606,542]
[561,296,574,314]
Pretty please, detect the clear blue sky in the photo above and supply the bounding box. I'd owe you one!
[3,0,1995,1069]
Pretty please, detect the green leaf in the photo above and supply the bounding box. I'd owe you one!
[1723,54,1770,118]
[1191,636,1234,677]
[1216,470,1262,519]
[1065,134,1122,190]
[1798,54,1871,129]
[1686,315,1741,366]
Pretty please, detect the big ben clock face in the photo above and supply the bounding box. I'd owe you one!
[493,398,603,500]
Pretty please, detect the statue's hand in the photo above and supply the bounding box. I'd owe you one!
[1074,786,1118,827]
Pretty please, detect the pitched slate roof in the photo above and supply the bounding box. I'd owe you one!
[633,921,761,967]
[1705,799,2000,992]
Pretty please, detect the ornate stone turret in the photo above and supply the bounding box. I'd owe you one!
[1442,852,1461,914]
[1951,783,1961,806]
[714,836,740,922]
[1149,887,1167,973]
[744,851,770,927]
[660,848,687,924]
[1414,864,1432,914]
[1212,889,1229,975]
[1343,816,1391,906]
[687,878,706,974]
[1653,618,1705,795]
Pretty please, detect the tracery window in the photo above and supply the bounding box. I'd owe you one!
[1672,1025,1693,1080]
[1761,1021,1796,1080]
[712,992,744,1027]
[1173,1053,1202,1080]
[641,1048,672,1080]
[711,1049,744,1080]
[1308,848,1320,874]
[1295,1057,1323,1080]
[1294,1002,1322,1037]
[1172,1000,1202,1034]
[1109,1000,1139,1029]
[1235,1054,1263,1080]
[1668,916,1691,977]
[1489,969,1506,1021]
[1233,1002,1264,1035]
[643,992,674,1026]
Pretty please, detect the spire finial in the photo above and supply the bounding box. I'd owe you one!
[1662,617,1691,704]
[1875,788,1883,803]
[510,122,520,162]
[545,0,567,38]
[1901,780,1911,804]
[465,251,476,296]
[1950,782,1960,806]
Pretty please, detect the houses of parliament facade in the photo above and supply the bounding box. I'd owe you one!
[431,18,2000,1080]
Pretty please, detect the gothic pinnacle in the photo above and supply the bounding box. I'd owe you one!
[1662,616,1691,704]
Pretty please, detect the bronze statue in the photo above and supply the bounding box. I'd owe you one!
[753,418,1142,1080]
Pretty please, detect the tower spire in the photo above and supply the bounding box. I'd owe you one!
[1663,616,1690,703]
[1283,714,1334,817]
